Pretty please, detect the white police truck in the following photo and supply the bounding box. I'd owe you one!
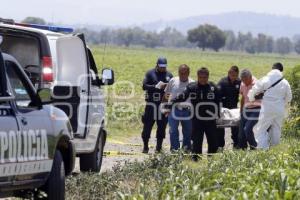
[0,19,115,173]
[0,51,75,199]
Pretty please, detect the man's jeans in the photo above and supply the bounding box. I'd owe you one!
[168,108,192,151]
[239,107,260,149]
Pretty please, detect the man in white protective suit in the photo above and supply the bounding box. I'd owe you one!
[248,63,292,149]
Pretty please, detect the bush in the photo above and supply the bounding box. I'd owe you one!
[287,65,300,111]
[284,65,300,138]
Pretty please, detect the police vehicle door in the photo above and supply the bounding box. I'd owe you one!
[0,102,19,186]
[86,48,104,137]
[0,56,18,187]
[56,36,89,138]
[5,60,52,182]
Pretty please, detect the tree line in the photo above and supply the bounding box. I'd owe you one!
[78,25,300,55]
[224,30,298,55]
[75,27,191,48]
[21,16,300,55]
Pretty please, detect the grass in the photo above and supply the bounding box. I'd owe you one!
[91,45,300,140]
[66,138,300,200]
[93,45,300,90]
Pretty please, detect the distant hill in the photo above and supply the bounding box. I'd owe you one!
[141,12,300,38]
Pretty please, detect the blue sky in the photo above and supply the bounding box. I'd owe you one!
[1,0,299,25]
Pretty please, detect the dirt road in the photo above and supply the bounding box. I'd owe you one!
[92,128,234,173]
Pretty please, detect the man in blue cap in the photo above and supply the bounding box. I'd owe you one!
[141,57,173,153]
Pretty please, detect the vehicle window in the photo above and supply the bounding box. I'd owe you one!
[0,51,7,97]
[5,61,32,108]
[87,49,98,75]
[0,57,9,105]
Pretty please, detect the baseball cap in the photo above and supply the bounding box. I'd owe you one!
[157,57,167,68]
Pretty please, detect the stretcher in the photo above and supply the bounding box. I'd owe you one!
[217,108,240,128]
[161,106,241,128]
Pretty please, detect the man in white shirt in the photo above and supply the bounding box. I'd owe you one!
[248,63,292,149]
[164,64,194,151]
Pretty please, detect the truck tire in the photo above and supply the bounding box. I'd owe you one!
[80,130,105,172]
[43,150,65,200]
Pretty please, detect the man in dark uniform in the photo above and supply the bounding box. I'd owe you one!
[142,57,173,153]
[217,66,241,149]
[168,67,221,161]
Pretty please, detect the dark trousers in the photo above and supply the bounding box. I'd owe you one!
[239,107,260,149]
[216,127,239,148]
[141,103,168,141]
[192,120,218,154]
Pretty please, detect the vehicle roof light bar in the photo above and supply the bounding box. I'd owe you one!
[14,23,74,33]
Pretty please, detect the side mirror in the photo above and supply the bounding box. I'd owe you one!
[37,88,52,104]
[101,68,114,85]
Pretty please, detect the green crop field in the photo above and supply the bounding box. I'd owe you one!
[67,139,300,199]
[91,45,300,140]
[65,46,300,199]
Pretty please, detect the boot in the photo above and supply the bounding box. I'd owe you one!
[142,139,149,154]
[155,138,163,153]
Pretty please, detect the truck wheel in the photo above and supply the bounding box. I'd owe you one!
[80,130,105,172]
[43,150,65,200]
